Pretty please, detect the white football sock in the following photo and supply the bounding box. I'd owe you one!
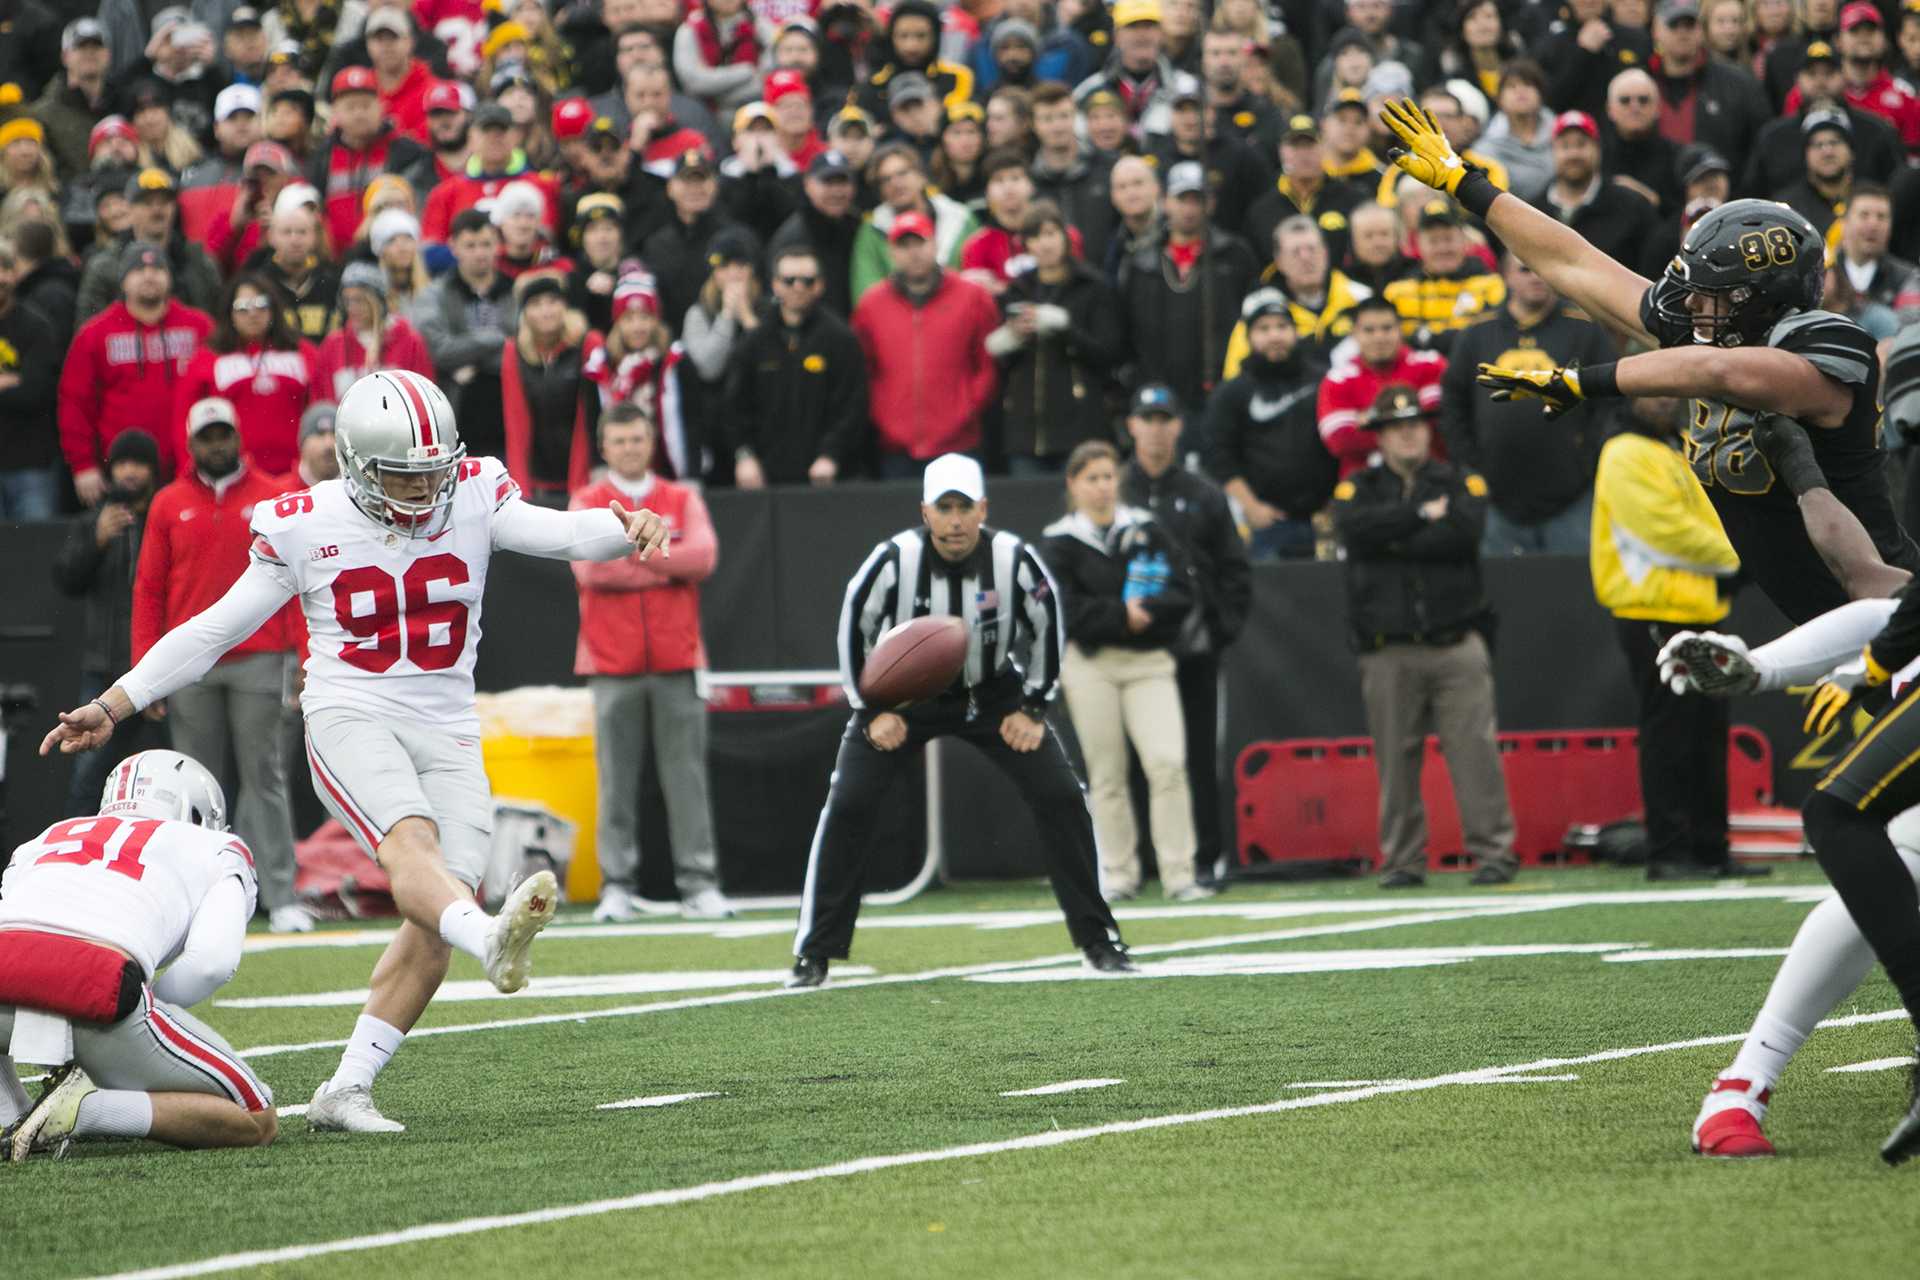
[1724,895,1878,1090]
[328,1014,407,1094]
[73,1089,153,1139]
[0,1056,30,1127]
[438,900,492,962]
[1750,598,1899,691]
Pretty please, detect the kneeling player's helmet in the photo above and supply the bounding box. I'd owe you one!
[335,370,465,536]
[99,750,229,832]
[1652,199,1825,347]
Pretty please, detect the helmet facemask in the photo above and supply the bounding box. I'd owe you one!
[341,436,466,538]
[1653,273,1789,349]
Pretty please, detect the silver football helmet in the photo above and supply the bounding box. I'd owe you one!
[99,750,229,832]
[335,369,465,536]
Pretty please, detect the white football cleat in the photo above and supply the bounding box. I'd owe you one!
[307,1082,405,1134]
[485,870,559,993]
[592,884,639,924]
[269,904,317,933]
[4,1064,95,1162]
[1657,630,1759,697]
[681,888,736,920]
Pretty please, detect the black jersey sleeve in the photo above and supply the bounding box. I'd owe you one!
[1769,310,1876,387]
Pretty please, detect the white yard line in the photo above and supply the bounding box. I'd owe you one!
[1826,1055,1917,1074]
[95,1007,1906,1280]
[1602,949,1791,963]
[596,1093,721,1110]
[1000,1079,1124,1097]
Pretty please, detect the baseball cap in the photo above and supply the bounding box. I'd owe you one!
[1168,72,1204,106]
[242,140,296,173]
[1111,0,1162,27]
[1417,199,1464,229]
[707,226,760,267]
[1282,113,1319,143]
[228,6,262,28]
[300,402,337,442]
[273,181,320,216]
[89,116,137,156]
[552,97,594,140]
[363,7,410,37]
[119,241,169,279]
[268,39,302,65]
[215,83,261,121]
[922,453,986,504]
[1445,78,1489,128]
[670,146,715,177]
[1655,0,1700,23]
[733,101,776,132]
[125,167,176,201]
[572,191,624,230]
[187,397,239,436]
[1367,383,1429,428]
[1240,287,1293,325]
[425,80,465,114]
[1165,160,1207,198]
[829,105,875,135]
[1676,143,1730,188]
[765,68,810,105]
[472,102,514,130]
[1130,383,1182,418]
[1082,87,1124,111]
[331,65,378,97]
[888,71,936,109]
[1841,1,1883,29]
[1803,107,1852,140]
[1551,109,1600,140]
[808,148,853,179]
[62,16,107,50]
[1363,60,1415,103]
[1804,39,1838,63]
[1326,87,1368,115]
[490,64,536,97]
[888,210,934,243]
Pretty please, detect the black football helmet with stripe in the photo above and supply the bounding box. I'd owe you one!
[1651,199,1826,348]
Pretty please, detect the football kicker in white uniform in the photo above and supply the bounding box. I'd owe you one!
[0,750,275,1160]
[1657,606,1920,1156]
[40,370,671,1135]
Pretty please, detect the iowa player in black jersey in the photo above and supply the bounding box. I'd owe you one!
[1376,98,1916,625]
[1378,97,1920,1162]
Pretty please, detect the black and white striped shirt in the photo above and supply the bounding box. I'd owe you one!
[838,526,1065,713]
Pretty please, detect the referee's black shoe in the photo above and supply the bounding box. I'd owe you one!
[1082,941,1136,974]
[1881,1052,1920,1166]
[786,956,828,988]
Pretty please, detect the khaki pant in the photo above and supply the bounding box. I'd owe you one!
[1061,643,1197,896]
[1358,635,1517,879]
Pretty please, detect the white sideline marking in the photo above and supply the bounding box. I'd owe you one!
[1602,948,1790,963]
[217,968,878,1010]
[94,1008,1907,1280]
[1287,1074,1580,1088]
[966,943,1638,983]
[233,904,1565,1060]
[238,885,1835,953]
[1826,1055,1917,1074]
[597,1093,720,1111]
[278,1104,309,1118]
[1000,1079,1124,1097]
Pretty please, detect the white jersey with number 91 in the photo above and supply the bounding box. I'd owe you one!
[248,456,522,733]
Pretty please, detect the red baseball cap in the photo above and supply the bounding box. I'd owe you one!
[1840,1,1883,29]
[424,80,464,114]
[888,210,934,243]
[765,69,811,105]
[1551,110,1599,141]
[331,65,378,97]
[242,140,297,174]
[552,97,595,140]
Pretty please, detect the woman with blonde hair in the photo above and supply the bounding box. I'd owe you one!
[367,208,428,312]
[0,119,58,204]
[127,84,202,175]
[1041,436,1212,903]
[1703,0,1755,67]
[1749,0,1800,79]
[0,187,73,260]
[313,259,434,401]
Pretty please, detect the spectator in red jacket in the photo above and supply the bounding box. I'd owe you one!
[313,261,435,402]
[133,396,308,931]
[959,148,1082,295]
[59,243,214,503]
[206,140,302,275]
[173,272,319,478]
[365,8,439,144]
[570,401,729,922]
[310,66,431,255]
[420,102,560,252]
[1316,295,1447,478]
[851,210,1000,477]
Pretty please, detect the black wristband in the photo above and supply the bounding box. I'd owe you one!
[1749,413,1828,497]
[1453,167,1501,220]
[1577,361,1621,401]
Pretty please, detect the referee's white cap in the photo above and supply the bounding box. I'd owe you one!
[922,454,986,505]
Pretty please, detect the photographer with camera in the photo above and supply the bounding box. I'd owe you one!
[52,429,167,817]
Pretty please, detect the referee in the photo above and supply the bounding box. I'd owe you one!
[787,454,1134,987]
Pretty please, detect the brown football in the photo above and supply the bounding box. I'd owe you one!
[858,617,968,707]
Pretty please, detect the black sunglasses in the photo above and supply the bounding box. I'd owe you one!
[778,274,820,287]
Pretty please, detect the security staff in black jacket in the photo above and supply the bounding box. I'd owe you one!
[728,244,869,486]
[788,454,1131,987]
[1333,386,1517,889]
[1120,384,1251,886]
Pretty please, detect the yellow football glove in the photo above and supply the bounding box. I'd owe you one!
[1803,651,1889,735]
[1379,98,1469,196]
[1476,364,1587,416]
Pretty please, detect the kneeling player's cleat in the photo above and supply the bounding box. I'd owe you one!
[1658,632,1760,697]
[307,1082,406,1134]
[4,1064,95,1162]
[484,870,559,994]
[1692,1078,1774,1157]
[786,955,828,988]
[1082,941,1136,974]
[1881,1056,1920,1166]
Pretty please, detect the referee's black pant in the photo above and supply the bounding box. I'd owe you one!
[1616,618,1730,868]
[793,695,1122,961]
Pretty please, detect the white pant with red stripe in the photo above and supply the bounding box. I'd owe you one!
[303,705,493,888]
[0,991,272,1112]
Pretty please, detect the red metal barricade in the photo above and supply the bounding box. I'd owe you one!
[1235,726,1785,871]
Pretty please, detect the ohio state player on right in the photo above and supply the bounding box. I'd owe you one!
[41,370,670,1135]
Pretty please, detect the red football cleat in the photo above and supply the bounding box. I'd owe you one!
[1694,1103,1776,1157]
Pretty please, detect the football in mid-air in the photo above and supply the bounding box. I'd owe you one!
[859,617,968,707]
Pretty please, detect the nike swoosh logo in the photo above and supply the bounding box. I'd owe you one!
[427,527,452,542]
[1249,387,1315,421]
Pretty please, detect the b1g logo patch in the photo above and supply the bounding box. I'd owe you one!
[309,544,340,561]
